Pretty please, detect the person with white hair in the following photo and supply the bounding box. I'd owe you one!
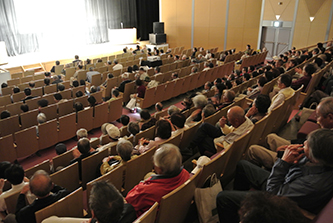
[126,144,190,217]
[36,113,46,137]
[185,94,208,126]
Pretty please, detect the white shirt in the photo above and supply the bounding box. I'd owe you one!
[0,181,35,211]
[113,64,123,71]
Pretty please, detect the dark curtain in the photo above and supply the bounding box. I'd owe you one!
[107,0,137,29]
[136,0,159,40]
[0,0,39,56]
[85,0,109,44]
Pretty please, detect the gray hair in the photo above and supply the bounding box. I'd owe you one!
[153,144,182,176]
[202,104,216,118]
[319,97,333,117]
[116,139,133,162]
[224,90,236,102]
[37,113,46,124]
[307,129,333,167]
[168,105,180,116]
[76,128,88,138]
[192,66,198,73]
[89,67,94,71]
[193,94,208,108]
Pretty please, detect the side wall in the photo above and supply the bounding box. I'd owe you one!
[161,0,333,51]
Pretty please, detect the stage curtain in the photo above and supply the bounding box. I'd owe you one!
[85,0,109,44]
[0,0,39,56]
[136,0,159,40]
[85,0,138,44]
[107,0,137,29]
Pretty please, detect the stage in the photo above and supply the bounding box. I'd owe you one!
[1,28,142,71]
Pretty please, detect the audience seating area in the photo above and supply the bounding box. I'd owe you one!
[1,42,332,223]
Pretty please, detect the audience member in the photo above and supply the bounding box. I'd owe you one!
[238,192,310,223]
[135,119,172,154]
[188,106,253,156]
[126,144,190,217]
[139,109,157,131]
[100,139,137,175]
[14,170,70,223]
[245,94,271,124]
[0,110,10,119]
[216,128,333,223]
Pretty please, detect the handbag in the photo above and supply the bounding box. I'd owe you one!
[194,173,223,223]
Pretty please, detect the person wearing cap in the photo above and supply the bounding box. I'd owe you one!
[126,144,190,217]
[97,124,121,154]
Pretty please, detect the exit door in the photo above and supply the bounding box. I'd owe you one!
[260,26,291,59]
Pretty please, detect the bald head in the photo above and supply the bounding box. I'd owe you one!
[227,106,246,128]
[30,170,53,198]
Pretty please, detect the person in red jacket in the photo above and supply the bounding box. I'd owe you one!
[125,144,190,217]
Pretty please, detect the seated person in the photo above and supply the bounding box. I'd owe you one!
[268,74,294,112]
[291,63,316,91]
[0,164,35,213]
[71,128,93,158]
[188,106,254,157]
[238,192,310,223]
[127,122,140,143]
[155,102,163,113]
[115,73,131,93]
[42,181,136,223]
[22,88,35,103]
[217,90,235,110]
[99,123,110,145]
[126,144,190,217]
[97,124,121,153]
[165,105,180,119]
[100,139,137,175]
[171,113,188,136]
[216,128,333,223]
[246,76,267,99]
[245,94,271,124]
[135,120,172,154]
[246,96,333,170]
[50,61,60,73]
[70,138,96,165]
[0,110,10,119]
[139,109,157,131]
[119,115,130,135]
[180,97,193,113]
[14,170,70,223]
[185,94,208,126]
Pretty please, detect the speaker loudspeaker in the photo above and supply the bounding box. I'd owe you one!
[153,22,164,34]
[149,34,166,45]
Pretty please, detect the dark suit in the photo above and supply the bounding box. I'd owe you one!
[15,185,70,223]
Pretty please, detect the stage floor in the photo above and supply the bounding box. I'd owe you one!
[2,40,148,70]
